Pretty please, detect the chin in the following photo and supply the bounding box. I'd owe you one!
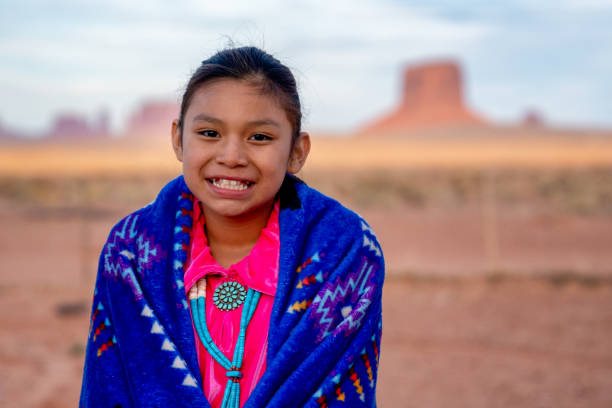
[209,199,274,219]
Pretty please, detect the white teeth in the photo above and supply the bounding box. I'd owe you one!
[211,178,249,191]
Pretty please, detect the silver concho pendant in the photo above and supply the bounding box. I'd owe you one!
[213,281,247,311]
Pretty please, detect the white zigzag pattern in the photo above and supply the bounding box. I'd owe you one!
[360,220,375,237]
[361,220,382,257]
[362,234,382,258]
[103,216,126,277]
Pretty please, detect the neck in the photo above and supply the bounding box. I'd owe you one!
[203,202,274,268]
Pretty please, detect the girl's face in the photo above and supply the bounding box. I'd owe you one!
[172,78,310,221]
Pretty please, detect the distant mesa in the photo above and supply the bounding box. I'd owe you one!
[0,100,180,142]
[126,100,179,138]
[522,108,545,127]
[0,119,14,140]
[48,110,110,140]
[359,60,484,134]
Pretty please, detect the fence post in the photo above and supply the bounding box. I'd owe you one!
[482,169,500,273]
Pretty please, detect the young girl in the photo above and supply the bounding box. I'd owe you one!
[80,46,384,408]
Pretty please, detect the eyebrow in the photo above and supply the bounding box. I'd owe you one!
[247,119,281,128]
[192,114,222,124]
[192,114,281,128]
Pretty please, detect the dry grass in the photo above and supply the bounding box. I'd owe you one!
[2,129,612,217]
[306,134,612,171]
[0,139,180,177]
[303,167,612,216]
[1,127,612,177]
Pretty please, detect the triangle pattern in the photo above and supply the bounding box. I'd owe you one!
[172,356,187,370]
[161,338,175,351]
[182,374,198,387]
[151,321,165,334]
[141,305,154,318]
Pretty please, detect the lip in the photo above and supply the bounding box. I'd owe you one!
[205,176,254,199]
[207,175,254,182]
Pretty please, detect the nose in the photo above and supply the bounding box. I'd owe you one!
[215,136,248,167]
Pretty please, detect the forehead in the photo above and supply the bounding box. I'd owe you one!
[186,78,289,125]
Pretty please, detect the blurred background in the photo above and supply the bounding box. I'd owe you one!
[1,1,611,407]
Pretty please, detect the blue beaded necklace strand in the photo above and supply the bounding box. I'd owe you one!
[188,279,261,408]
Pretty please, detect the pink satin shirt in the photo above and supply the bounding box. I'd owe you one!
[183,200,280,408]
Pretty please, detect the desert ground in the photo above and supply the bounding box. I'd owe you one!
[1,129,611,407]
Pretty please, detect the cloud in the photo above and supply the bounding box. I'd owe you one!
[0,0,610,132]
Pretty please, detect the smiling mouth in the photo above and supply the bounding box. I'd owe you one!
[207,178,253,191]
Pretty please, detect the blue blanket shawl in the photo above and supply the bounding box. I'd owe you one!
[81,175,384,408]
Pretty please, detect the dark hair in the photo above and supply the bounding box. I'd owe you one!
[178,46,302,141]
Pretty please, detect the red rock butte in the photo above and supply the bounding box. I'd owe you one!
[360,60,484,134]
[126,101,179,138]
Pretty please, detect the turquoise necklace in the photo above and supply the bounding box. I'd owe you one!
[189,279,261,408]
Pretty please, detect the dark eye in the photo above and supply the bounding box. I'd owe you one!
[198,129,219,138]
[249,133,272,142]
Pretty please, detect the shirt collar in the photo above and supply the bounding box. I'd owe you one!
[183,200,280,297]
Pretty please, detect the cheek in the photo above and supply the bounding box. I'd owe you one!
[271,148,293,175]
[258,158,288,189]
[182,143,208,166]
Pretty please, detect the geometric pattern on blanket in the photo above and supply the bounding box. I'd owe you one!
[81,175,385,408]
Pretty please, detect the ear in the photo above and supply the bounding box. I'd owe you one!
[287,131,311,174]
[171,119,183,162]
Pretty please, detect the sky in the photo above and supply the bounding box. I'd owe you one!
[1,0,611,136]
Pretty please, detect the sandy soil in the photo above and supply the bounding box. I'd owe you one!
[378,279,612,408]
[363,206,612,277]
[1,271,611,407]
